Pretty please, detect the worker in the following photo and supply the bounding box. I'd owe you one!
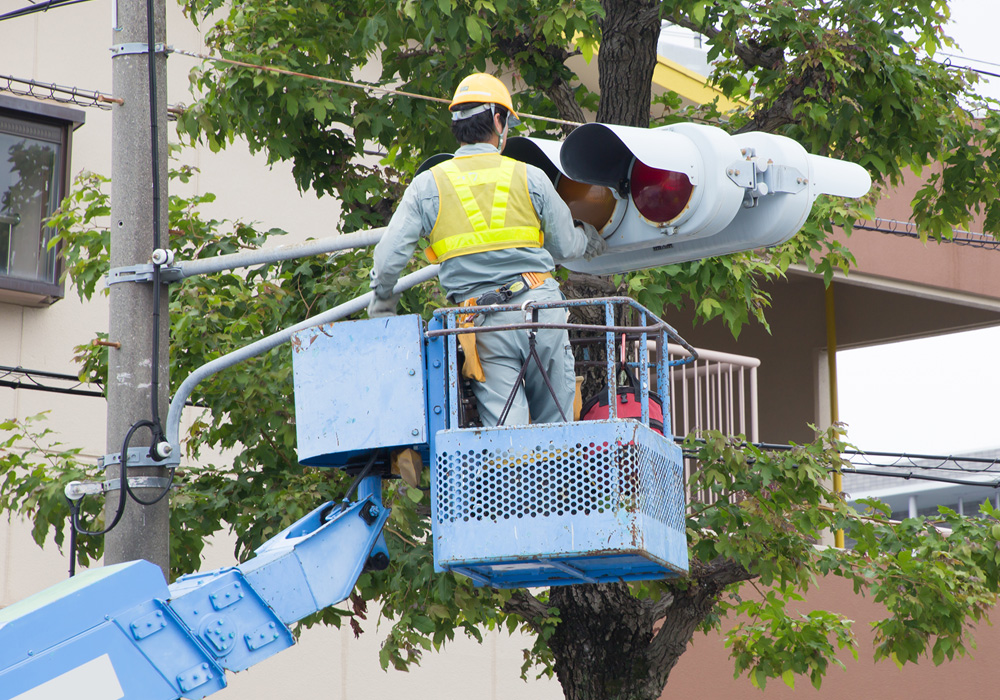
[368,72,607,427]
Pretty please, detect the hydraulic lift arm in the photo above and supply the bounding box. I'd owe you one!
[0,479,389,700]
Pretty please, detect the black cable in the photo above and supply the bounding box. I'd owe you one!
[853,222,1000,250]
[120,420,174,506]
[69,420,175,539]
[678,437,1000,489]
[68,498,78,577]
[340,451,380,511]
[840,466,1000,489]
[0,365,101,383]
[942,61,1000,81]
[0,0,92,22]
[146,0,166,448]
[126,466,175,506]
[0,379,105,398]
[70,422,143,537]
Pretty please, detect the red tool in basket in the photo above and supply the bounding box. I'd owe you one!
[580,333,664,435]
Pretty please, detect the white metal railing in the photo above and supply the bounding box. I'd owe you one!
[657,342,760,505]
[665,343,759,443]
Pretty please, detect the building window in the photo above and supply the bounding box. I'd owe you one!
[0,96,84,306]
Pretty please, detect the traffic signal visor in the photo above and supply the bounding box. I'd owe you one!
[505,123,871,275]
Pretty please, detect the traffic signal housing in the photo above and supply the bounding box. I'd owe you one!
[504,122,871,275]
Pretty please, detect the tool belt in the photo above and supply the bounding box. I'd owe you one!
[458,271,553,381]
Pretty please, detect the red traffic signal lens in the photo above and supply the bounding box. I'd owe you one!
[630,159,693,225]
[556,176,617,231]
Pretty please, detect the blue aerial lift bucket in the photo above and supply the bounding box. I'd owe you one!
[291,297,694,588]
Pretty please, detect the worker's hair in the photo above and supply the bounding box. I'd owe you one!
[450,103,508,145]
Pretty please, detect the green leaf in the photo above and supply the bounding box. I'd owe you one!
[465,15,482,44]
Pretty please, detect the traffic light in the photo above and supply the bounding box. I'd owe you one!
[504,122,871,275]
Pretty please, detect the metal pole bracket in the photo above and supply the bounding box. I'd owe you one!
[110,43,171,57]
[100,446,174,469]
[103,476,174,493]
[107,264,182,285]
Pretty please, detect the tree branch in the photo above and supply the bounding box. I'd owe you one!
[690,555,757,588]
[543,76,586,134]
[646,590,676,621]
[663,11,784,72]
[644,558,755,684]
[663,9,816,135]
[503,590,553,634]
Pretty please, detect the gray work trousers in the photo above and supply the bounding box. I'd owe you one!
[471,279,576,426]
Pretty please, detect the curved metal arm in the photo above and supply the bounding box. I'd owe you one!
[173,228,386,279]
[164,265,440,459]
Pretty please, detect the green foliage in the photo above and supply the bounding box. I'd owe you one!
[0,414,103,567]
[684,427,1000,690]
[176,0,601,229]
[47,172,111,300]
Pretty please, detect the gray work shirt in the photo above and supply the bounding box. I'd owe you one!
[371,142,588,302]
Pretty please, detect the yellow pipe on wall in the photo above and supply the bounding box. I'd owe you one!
[825,284,845,549]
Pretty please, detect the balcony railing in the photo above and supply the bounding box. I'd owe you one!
[660,342,760,505]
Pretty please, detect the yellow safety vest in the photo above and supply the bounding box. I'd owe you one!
[426,153,543,262]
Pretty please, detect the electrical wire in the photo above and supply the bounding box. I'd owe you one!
[940,58,1000,81]
[340,450,380,512]
[70,423,140,537]
[170,48,585,129]
[68,499,79,576]
[680,437,1000,490]
[70,419,176,540]
[940,52,1000,71]
[0,72,184,116]
[0,0,93,23]
[145,0,167,453]
[853,217,1000,251]
[0,73,120,109]
[0,365,105,397]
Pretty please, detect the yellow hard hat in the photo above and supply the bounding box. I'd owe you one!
[449,73,520,127]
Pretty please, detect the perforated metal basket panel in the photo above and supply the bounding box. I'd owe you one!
[432,421,688,588]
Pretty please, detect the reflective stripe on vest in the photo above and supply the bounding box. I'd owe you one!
[427,153,542,262]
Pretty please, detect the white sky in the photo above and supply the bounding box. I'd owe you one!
[837,0,1000,456]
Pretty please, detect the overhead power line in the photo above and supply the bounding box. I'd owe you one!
[1,73,121,110]
[0,365,104,398]
[0,73,184,117]
[853,216,1000,251]
[4,365,996,489]
[684,438,1000,490]
[841,447,1000,488]
[0,0,94,23]
[170,48,585,129]
[940,51,1000,71]
[941,59,1000,81]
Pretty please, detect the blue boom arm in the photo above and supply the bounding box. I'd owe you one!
[0,480,389,700]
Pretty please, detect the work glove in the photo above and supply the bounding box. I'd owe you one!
[577,220,608,261]
[368,292,400,318]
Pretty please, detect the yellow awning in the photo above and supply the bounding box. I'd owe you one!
[651,53,746,112]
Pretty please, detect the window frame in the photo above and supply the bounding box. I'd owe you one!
[0,95,85,307]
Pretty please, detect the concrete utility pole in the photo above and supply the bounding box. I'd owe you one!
[105,0,171,578]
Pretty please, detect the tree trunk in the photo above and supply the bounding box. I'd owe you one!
[596,0,661,128]
[543,9,719,700]
[547,580,726,700]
